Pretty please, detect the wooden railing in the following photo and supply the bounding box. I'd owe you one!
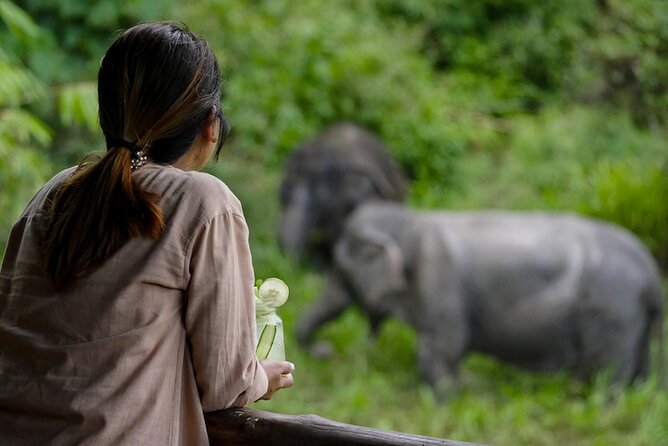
[205,407,484,446]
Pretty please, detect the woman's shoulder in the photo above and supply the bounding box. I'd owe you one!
[41,166,77,193]
[140,165,243,220]
[182,169,241,213]
[21,166,78,214]
[180,168,234,194]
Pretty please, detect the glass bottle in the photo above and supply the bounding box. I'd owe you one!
[255,303,285,361]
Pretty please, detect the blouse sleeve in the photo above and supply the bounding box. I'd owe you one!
[184,210,268,411]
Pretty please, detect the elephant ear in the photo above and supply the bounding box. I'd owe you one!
[329,121,408,202]
[357,154,408,203]
[340,169,378,207]
[334,226,406,305]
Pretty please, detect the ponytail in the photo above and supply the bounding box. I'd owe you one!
[43,147,164,289]
[41,22,224,289]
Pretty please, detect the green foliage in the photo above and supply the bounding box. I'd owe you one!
[574,0,668,126]
[377,0,595,111]
[432,106,655,205]
[376,0,668,126]
[582,161,668,268]
[0,1,46,106]
[57,81,98,131]
[14,0,179,82]
[0,0,53,256]
[187,0,467,191]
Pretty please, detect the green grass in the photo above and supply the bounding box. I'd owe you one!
[208,156,668,446]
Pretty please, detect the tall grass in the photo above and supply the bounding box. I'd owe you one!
[208,156,668,446]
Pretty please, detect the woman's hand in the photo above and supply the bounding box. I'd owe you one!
[259,359,295,400]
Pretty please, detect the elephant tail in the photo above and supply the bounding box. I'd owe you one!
[659,318,668,390]
[655,309,666,389]
[646,277,665,388]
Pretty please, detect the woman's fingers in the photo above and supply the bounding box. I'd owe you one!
[281,361,296,375]
[260,360,295,400]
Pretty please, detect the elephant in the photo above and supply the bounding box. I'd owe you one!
[278,122,408,267]
[297,201,665,393]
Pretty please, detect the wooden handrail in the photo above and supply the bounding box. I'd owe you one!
[205,407,484,446]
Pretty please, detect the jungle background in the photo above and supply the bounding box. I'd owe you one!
[1,0,667,444]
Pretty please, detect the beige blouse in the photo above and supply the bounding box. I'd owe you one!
[0,163,268,445]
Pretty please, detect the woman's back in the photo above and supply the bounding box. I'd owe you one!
[0,164,266,445]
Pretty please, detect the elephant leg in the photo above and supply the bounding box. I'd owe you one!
[296,269,353,356]
[412,243,469,399]
[631,319,651,382]
[418,325,467,400]
[577,307,646,384]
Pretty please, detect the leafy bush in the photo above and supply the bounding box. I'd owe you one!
[572,0,668,126]
[186,0,469,192]
[376,0,595,110]
[0,0,54,256]
[376,0,668,126]
[581,161,668,269]
[429,105,664,205]
[14,0,178,83]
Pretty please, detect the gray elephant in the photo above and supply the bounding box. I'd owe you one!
[297,201,665,392]
[278,122,408,267]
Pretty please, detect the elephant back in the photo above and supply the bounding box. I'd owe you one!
[283,122,408,202]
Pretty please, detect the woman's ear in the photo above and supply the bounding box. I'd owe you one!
[203,109,219,144]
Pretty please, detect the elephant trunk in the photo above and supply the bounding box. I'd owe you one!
[278,184,311,259]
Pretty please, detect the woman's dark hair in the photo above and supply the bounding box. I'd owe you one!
[43,22,230,289]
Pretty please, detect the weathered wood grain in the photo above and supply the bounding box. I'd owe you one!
[205,407,484,446]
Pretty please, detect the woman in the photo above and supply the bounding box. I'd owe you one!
[0,22,294,445]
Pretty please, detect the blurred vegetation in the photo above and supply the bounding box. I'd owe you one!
[215,157,668,446]
[377,0,668,125]
[1,1,667,445]
[1,0,53,250]
[191,0,468,192]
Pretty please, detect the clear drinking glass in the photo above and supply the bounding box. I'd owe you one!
[256,307,285,361]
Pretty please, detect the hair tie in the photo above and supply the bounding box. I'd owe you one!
[109,138,142,154]
[108,138,149,171]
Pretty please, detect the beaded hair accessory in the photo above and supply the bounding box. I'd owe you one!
[130,148,149,171]
[109,138,149,171]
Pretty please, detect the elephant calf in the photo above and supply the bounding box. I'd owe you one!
[297,202,665,392]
